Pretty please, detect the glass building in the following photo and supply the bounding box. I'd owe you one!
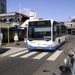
[0,0,6,14]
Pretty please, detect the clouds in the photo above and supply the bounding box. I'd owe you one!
[19,8,31,16]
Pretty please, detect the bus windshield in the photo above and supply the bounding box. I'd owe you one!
[28,20,51,40]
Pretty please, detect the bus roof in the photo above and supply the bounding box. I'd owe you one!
[21,19,57,28]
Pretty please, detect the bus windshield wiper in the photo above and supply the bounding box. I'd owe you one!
[43,36,50,41]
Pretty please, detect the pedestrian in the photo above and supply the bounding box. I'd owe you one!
[24,34,27,44]
[14,33,19,46]
[0,33,3,48]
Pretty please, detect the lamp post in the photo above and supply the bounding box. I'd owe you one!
[19,3,22,25]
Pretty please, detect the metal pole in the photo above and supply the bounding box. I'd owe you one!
[0,20,1,35]
[19,3,21,25]
[0,19,2,48]
[8,25,10,44]
[19,14,21,25]
[72,59,75,74]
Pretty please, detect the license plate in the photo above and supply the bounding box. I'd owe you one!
[37,47,42,50]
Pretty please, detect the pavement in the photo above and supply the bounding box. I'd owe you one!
[2,40,27,47]
[0,41,27,54]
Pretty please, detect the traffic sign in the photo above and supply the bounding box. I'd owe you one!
[6,19,10,24]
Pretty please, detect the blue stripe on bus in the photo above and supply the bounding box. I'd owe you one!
[27,45,58,51]
[27,40,66,51]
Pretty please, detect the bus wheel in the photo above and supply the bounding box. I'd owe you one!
[65,37,67,42]
[28,50,31,52]
[58,39,60,46]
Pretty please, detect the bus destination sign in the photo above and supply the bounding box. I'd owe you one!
[29,21,50,26]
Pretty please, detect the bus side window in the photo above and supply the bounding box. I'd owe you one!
[61,25,67,35]
[56,26,60,36]
[53,32,57,41]
[54,26,57,37]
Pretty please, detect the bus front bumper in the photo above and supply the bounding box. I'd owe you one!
[27,45,58,51]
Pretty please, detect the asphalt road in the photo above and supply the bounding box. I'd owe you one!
[0,34,75,75]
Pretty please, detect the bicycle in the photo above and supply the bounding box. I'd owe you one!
[43,50,75,75]
[63,50,75,68]
[43,65,71,75]
[62,50,75,75]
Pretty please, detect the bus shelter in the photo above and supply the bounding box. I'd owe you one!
[0,25,10,44]
[1,25,25,44]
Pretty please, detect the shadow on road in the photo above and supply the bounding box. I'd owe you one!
[0,48,10,54]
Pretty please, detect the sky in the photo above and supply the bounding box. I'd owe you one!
[7,0,75,22]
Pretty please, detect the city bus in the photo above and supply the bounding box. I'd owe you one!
[26,19,68,51]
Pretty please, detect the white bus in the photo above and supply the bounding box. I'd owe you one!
[26,19,68,51]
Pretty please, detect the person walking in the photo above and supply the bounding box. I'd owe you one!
[0,33,3,48]
[24,34,27,44]
[14,33,19,46]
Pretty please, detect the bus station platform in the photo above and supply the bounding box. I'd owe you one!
[0,41,27,54]
[2,41,25,47]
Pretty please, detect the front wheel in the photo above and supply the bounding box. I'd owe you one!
[58,39,60,46]
[65,37,67,42]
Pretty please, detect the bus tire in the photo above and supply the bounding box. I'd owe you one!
[65,37,67,42]
[28,49,31,52]
[58,39,60,46]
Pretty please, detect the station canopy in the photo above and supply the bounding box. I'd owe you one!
[0,12,29,19]
[0,12,29,28]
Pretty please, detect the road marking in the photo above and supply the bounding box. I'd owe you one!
[9,50,28,57]
[47,50,63,61]
[1,47,63,61]
[1,47,27,56]
[20,52,37,58]
[33,52,48,59]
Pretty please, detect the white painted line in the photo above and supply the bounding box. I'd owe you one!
[47,50,63,61]
[4,47,27,49]
[33,52,48,59]
[1,47,27,56]
[9,50,28,57]
[20,52,37,58]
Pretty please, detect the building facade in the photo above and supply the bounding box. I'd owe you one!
[0,0,6,14]
[64,22,75,34]
[0,12,29,43]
